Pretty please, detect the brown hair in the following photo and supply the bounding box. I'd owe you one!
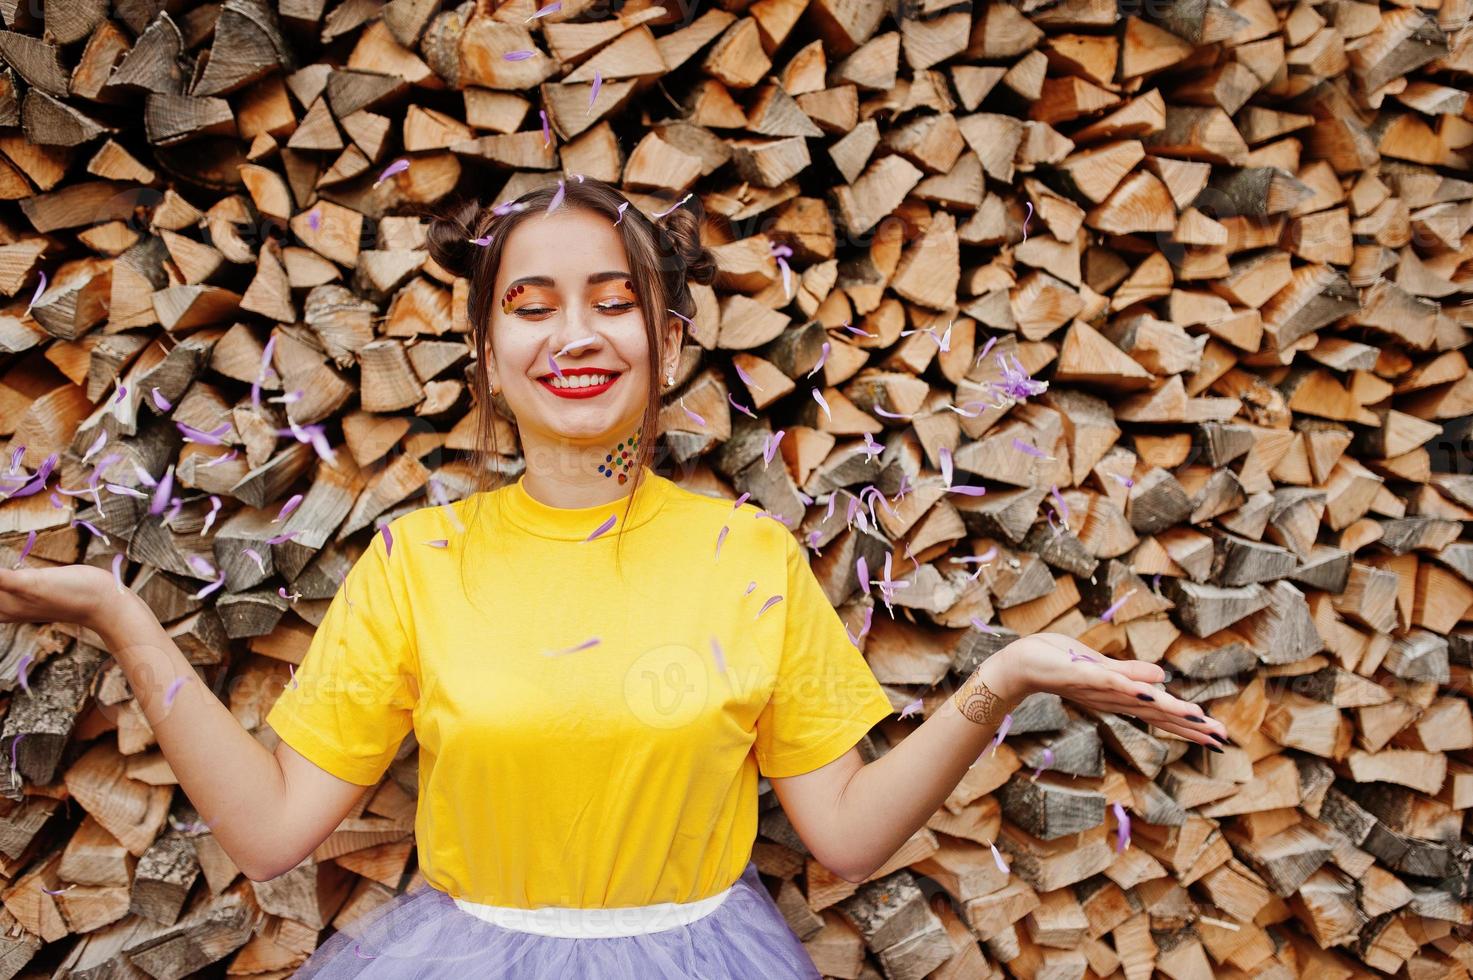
[421,177,717,576]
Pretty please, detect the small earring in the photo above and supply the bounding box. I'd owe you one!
[665,371,675,385]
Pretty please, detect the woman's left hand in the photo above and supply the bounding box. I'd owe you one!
[987,633,1229,748]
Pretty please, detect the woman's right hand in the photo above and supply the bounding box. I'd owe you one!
[0,563,129,633]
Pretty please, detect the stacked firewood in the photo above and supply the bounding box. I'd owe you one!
[0,0,1470,976]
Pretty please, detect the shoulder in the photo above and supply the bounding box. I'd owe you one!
[656,475,798,564]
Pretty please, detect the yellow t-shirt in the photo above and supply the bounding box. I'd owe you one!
[264,465,895,908]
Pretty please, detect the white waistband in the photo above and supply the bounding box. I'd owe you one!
[451,882,735,939]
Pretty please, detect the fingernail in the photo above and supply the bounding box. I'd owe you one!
[1207,744,1224,754]
[1136,693,1154,702]
[1188,715,1206,724]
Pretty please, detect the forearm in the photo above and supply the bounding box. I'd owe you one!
[831,655,1020,881]
[93,593,288,880]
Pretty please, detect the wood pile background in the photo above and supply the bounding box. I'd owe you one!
[0,0,1470,976]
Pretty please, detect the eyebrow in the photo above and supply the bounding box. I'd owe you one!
[505,271,632,290]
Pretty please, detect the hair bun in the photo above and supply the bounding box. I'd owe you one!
[424,197,482,279]
[659,206,717,287]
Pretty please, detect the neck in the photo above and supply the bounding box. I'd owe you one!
[517,426,645,509]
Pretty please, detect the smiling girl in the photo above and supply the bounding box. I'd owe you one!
[0,177,1227,978]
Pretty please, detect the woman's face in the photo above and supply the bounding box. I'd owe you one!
[487,207,678,457]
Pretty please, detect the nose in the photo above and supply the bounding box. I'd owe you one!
[547,312,602,362]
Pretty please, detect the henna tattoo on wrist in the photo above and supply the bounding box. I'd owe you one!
[953,669,1007,726]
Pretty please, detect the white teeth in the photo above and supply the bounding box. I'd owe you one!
[549,373,612,389]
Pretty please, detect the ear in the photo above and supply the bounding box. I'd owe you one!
[665,315,685,371]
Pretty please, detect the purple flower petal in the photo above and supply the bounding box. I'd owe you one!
[540,109,551,148]
[69,518,109,544]
[681,400,706,427]
[112,553,126,593]
[14,529,36,569]
[589,69,602,109]
[177,422,230,446]
[544,636,600,657]
[504,49,535,61]
[811,387,831,421]
[201,495,222,536]
[763,429,785,465]
[274,494,303,523]
[733,361,764,392]
[756,594,784,618]
[1113,802,1131,852]
[267,530,299,545]
[82,430,107,464]
[202,449,238,468]
[16,653,32,694]
[1022,200,1034,242]
[1012,438,1046,459]
[988,713,1013,755]
[150,387,172,411]
[714,525,729,559]
[586,514,617,541]
[899,697,923,719]
[148,465,174,517]
[547,178,565,215]
[991,842,1010,874]
[279,586,301,602]
[614,201,629,226]
[547,353,564,379]
[427,538,449,548]
[380,524,394,557]
[667,308,694,326]
[1100,588,1138,623]
[374,157,410,187]
[468,235,493,247]
[526,1,562,20]
[653,193,693,219]
[711,636,726,674]
[946,484,987,496]
[191,572,226,600]
[243,547,266,574]
[727,393,757,419]
[24,271,46,314]
[1033,746,1054,778]
[163,676,188,710]
[307,208,320,231]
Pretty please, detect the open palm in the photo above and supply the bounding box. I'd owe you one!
[0,564,120,631]
[1003,633,1229,747]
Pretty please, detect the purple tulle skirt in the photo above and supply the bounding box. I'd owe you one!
[290,861,821,979]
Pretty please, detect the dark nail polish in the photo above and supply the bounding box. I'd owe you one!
[1136,693,1154,702]
[1188,715,1206,724]
[1207,744,1224,754]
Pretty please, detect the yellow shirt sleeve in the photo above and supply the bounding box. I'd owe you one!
[754,533,894,778]
[265,526,419,786]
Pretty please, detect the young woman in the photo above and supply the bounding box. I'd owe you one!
[0,178,1227,978]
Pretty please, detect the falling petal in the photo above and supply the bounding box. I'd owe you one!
[504,49,536,60]
[1068,649,1097,663]
[24,271,47,314]
[991,842,1010,874]
[373,157,410,187]
[1110,472,1136,488]
[989,713,1014,755]
[756,594,784,618]
[744,581,757,596]
[1113,802,1131,852]
[586,514,617,542]
[940,446,954,488]
[555,336,597,357]
[614,201,629,226]
[811,388,831,421]
[243,547,266,574]
[40,884,74,895]
[199,495,222,536]
[856,556,869,595]
[806,529,822,549]
[540,109,551,148]
[1100,588,1138,623]
[544,636,601,657]
[727,393,757,419]
[267,529,299,546]
[380,524,394,557]
[589,69,602,109]
[191,572,226,600]
[806,342,830,379]
[652,192,692,218]
[1152,572,1162,592]
[69,518,109,544]
[114,385,127,404]
[1050,485,1070,524]
[710,636,726,674]
[975,335,999,366]
[667,308,694,326]
[1011,438,1047,459]
[469,235,493,247]
[714,525,729,559]
[733,361,765,391]
[188,555,216,578]
[16,653,32,694]
[148,466,174,517]
[842,322,876,337]
[427,538,449,548]
[307,208,320,231]
[681,400,706,427]
[274,494,303,523]
[1022,200,1034,242]
[163,676,188,710]
[13,529,36,568]
[150,387,173,411]
[279,587,302,602]
[82,431,107,465]
[946,484,987,496]
[202,449,238,468]
[177,422,230,446]
[763,429,785,465]
[873,405,913,419]
[899,698,923,719]
[777,256,792,299]
[546,178,566,214]
[1033,746,1054,778]
[547,353,564,379]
